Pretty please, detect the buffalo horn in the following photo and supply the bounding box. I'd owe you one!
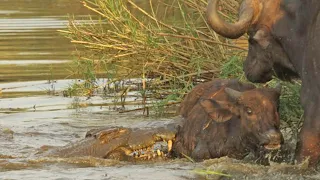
[206,0,261,39]
[224,87,242,100]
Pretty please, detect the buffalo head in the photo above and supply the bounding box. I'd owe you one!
[175,80,283,160]
[200,84,283,151]
[206,0,299,83]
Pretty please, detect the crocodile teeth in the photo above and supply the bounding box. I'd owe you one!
[133,151,138,157]
[141,149,146,155]
[138,154,148,158]
[157,149,161,156]
[167,140,173,152]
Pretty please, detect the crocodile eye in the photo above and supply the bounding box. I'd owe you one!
[246,107,253,115]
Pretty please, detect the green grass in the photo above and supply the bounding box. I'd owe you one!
[219,56,246,81]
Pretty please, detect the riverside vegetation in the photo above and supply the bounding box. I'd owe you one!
[60,0,303,144]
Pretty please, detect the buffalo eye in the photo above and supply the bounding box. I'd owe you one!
[248,37,256,44]
[246,107,253,115]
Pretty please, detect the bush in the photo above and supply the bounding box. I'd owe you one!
[60,0,303,125]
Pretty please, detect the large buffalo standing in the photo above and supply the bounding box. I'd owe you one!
[207,0,320,166]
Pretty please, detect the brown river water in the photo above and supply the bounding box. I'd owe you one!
[0,0,320,179]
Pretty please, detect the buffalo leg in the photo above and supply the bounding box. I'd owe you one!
[295,98,320,167]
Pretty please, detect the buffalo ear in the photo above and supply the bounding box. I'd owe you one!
[268,83,282,102]
[263,83,282,102]
[199,99,233,123]
[253,29,270,49]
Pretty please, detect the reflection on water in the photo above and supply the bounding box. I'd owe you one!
[0,0,92,83]
[0,1,195,176]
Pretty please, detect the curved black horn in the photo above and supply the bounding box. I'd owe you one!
[224,87,243,100]
[206,0,261,39]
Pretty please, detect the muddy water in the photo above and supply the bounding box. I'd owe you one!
[0,1,194,179]
[0,0,319,179]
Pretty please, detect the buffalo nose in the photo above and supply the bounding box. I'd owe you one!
[266,129,283,144]
[262,129,283,150]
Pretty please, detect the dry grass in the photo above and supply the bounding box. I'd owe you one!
[60,0,245,104]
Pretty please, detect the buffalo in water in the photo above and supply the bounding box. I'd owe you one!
[43,79,283,162]
[206,0,320,166]
[173,79,283,160]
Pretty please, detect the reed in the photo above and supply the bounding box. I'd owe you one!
[60,0,303,125]
[59,0,243,114]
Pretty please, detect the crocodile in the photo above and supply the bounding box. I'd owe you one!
[42,79,283,162]
[41,120,180,161]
